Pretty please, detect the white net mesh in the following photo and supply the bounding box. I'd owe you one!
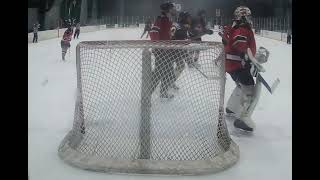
[58,40,239,175]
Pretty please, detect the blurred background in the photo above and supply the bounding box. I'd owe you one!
[28,0,292,34]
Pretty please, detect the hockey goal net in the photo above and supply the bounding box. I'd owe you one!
[58,40,239,175]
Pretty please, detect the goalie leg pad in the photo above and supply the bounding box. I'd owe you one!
[234,84,255,131]
[236,81,262,131]
[226,84,242,118]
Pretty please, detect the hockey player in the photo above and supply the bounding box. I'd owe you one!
[33,22,40,43]
[287,33,292,44]
[149,1,177,99]
[140,19,152,39]
[221,6,259,132]
[60,26,73,61]
[169,11,193,90]
[188,9,210,68]
[74,22,80,39]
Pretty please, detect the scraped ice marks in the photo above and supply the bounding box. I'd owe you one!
[41,77,48,86]
[257,106,264,111]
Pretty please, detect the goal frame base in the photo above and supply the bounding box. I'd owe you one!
[58,137,239,175]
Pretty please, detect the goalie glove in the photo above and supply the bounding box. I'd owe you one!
[205,29,213,35]
[243,53,260,77]
[246,48,266,72]
[246,47,270,77]
[255,46,270,64]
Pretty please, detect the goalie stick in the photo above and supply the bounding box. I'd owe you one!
[189,60,222,81]
[256,73,280,94]
[247,48,280,94]
[189,63,210,79]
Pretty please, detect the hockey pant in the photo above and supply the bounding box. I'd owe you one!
[61,40,71,60]
[74,29,80,39]
[150,49,175,95]
[172,50,190,81]
[33,33,38,43]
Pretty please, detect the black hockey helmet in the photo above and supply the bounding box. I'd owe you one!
[160,1,175,12]
[178,11,191,24]
[197,9,206,17]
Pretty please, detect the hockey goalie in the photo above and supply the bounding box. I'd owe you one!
[220,6,270,133]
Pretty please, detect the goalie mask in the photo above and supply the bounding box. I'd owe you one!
[233,6,252,26]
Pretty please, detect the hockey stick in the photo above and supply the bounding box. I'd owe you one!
[189,63,220,80]
[187,49,224,80]
[190,63,209,79]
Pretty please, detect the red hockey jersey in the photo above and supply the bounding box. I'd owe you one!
[62,28,73,42]
[149,14,172,40]
[223,24,256,73]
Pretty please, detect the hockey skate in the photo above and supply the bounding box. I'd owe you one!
[234,117,254,133]
[170,83,180,91]
[160,91,174,101]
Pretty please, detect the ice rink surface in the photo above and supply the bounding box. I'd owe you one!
[28,28,292,180]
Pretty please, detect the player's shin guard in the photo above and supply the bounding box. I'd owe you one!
[62,50,67,60]
[226,84,242,117]
[234,82,262,132]
[62,47,68,60]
